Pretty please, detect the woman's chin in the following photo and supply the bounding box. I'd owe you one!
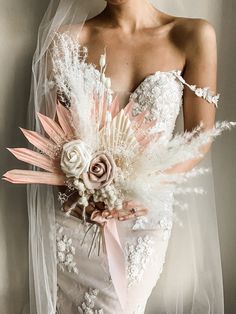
[105,0,132,5]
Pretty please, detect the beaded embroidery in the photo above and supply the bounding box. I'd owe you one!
[173,71,220,107]
[130,71,184,136]
[132,216,149,230]
[126,235,154,287]
[158,215,173,241]
[56,225,78,274]
[78,288,104,314]
[129,69,220,138]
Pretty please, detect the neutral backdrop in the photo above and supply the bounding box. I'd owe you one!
[0,0,235,313]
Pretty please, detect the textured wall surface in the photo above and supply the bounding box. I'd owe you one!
[0,1,235,313]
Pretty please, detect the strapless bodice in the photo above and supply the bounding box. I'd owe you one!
[129,70,184,137]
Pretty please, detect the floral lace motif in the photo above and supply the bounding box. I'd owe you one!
[130,71,184,137]
[78,288,104,314]
[159,215,173,241]
[129,70,220,139]
[173,71,220,107]
[132,216,149,230]
[56,225,78,274]
[126,235,154,287]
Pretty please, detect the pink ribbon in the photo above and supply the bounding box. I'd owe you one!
[91,211,127,312]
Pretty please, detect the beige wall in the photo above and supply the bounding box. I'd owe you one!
[0,0,49,313]
[213,0,236,312]
[0,1,235,313]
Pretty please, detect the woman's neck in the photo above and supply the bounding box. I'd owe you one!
[102,0,160,33]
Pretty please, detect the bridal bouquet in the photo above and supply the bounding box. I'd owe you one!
[3,99,160,218]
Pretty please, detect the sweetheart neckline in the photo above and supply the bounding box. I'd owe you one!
[89,63,183,95]
[127,70,183,96]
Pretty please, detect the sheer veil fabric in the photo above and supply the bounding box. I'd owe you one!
[26,0,224,313]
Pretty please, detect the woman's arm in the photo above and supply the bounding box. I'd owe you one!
[166,19,217,174]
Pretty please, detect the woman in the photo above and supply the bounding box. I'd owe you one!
[52,1,221,312]
[22,0,227,313]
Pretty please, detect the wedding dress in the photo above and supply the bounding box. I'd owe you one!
[4,1,228,314]
[53,33,220,314]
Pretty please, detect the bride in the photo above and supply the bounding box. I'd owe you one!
[9,0,229,313]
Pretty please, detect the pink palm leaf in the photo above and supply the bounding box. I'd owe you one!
[94,94,161,149]
[3,103,76,185]
[3,99,161,186]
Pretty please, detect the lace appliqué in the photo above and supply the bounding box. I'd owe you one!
[78,288,104,314]
[130,70,183,136]
[132,216,149,230]
[159,216,173,241]
[126,235,154,287]
[173,71,220,107]
[56,225,78,274]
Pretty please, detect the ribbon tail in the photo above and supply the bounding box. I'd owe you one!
[104,220,127,312]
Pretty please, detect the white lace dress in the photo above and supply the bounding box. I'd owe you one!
[55,59,219,314]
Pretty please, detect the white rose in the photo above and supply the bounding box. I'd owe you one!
[60,140,92,178]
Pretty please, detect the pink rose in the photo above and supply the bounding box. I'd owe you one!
[83,152,116,190]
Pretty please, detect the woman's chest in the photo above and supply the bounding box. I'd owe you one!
[82,31,184,94]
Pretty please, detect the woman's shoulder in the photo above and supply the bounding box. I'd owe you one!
[174,16,215,33]
[171,16,217,52]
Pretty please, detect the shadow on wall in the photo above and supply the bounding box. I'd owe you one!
[213,0,236,313]
[0,0,49,313]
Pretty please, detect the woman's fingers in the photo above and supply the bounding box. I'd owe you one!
[118,208,148,221]
[100,201,148,221]
[63,196,148,223]
[105,207,148,221]
[122,200,142,210]
[102,210,113,219]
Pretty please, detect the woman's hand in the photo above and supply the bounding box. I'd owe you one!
[62,191,148,223]
[101,200,148,221]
